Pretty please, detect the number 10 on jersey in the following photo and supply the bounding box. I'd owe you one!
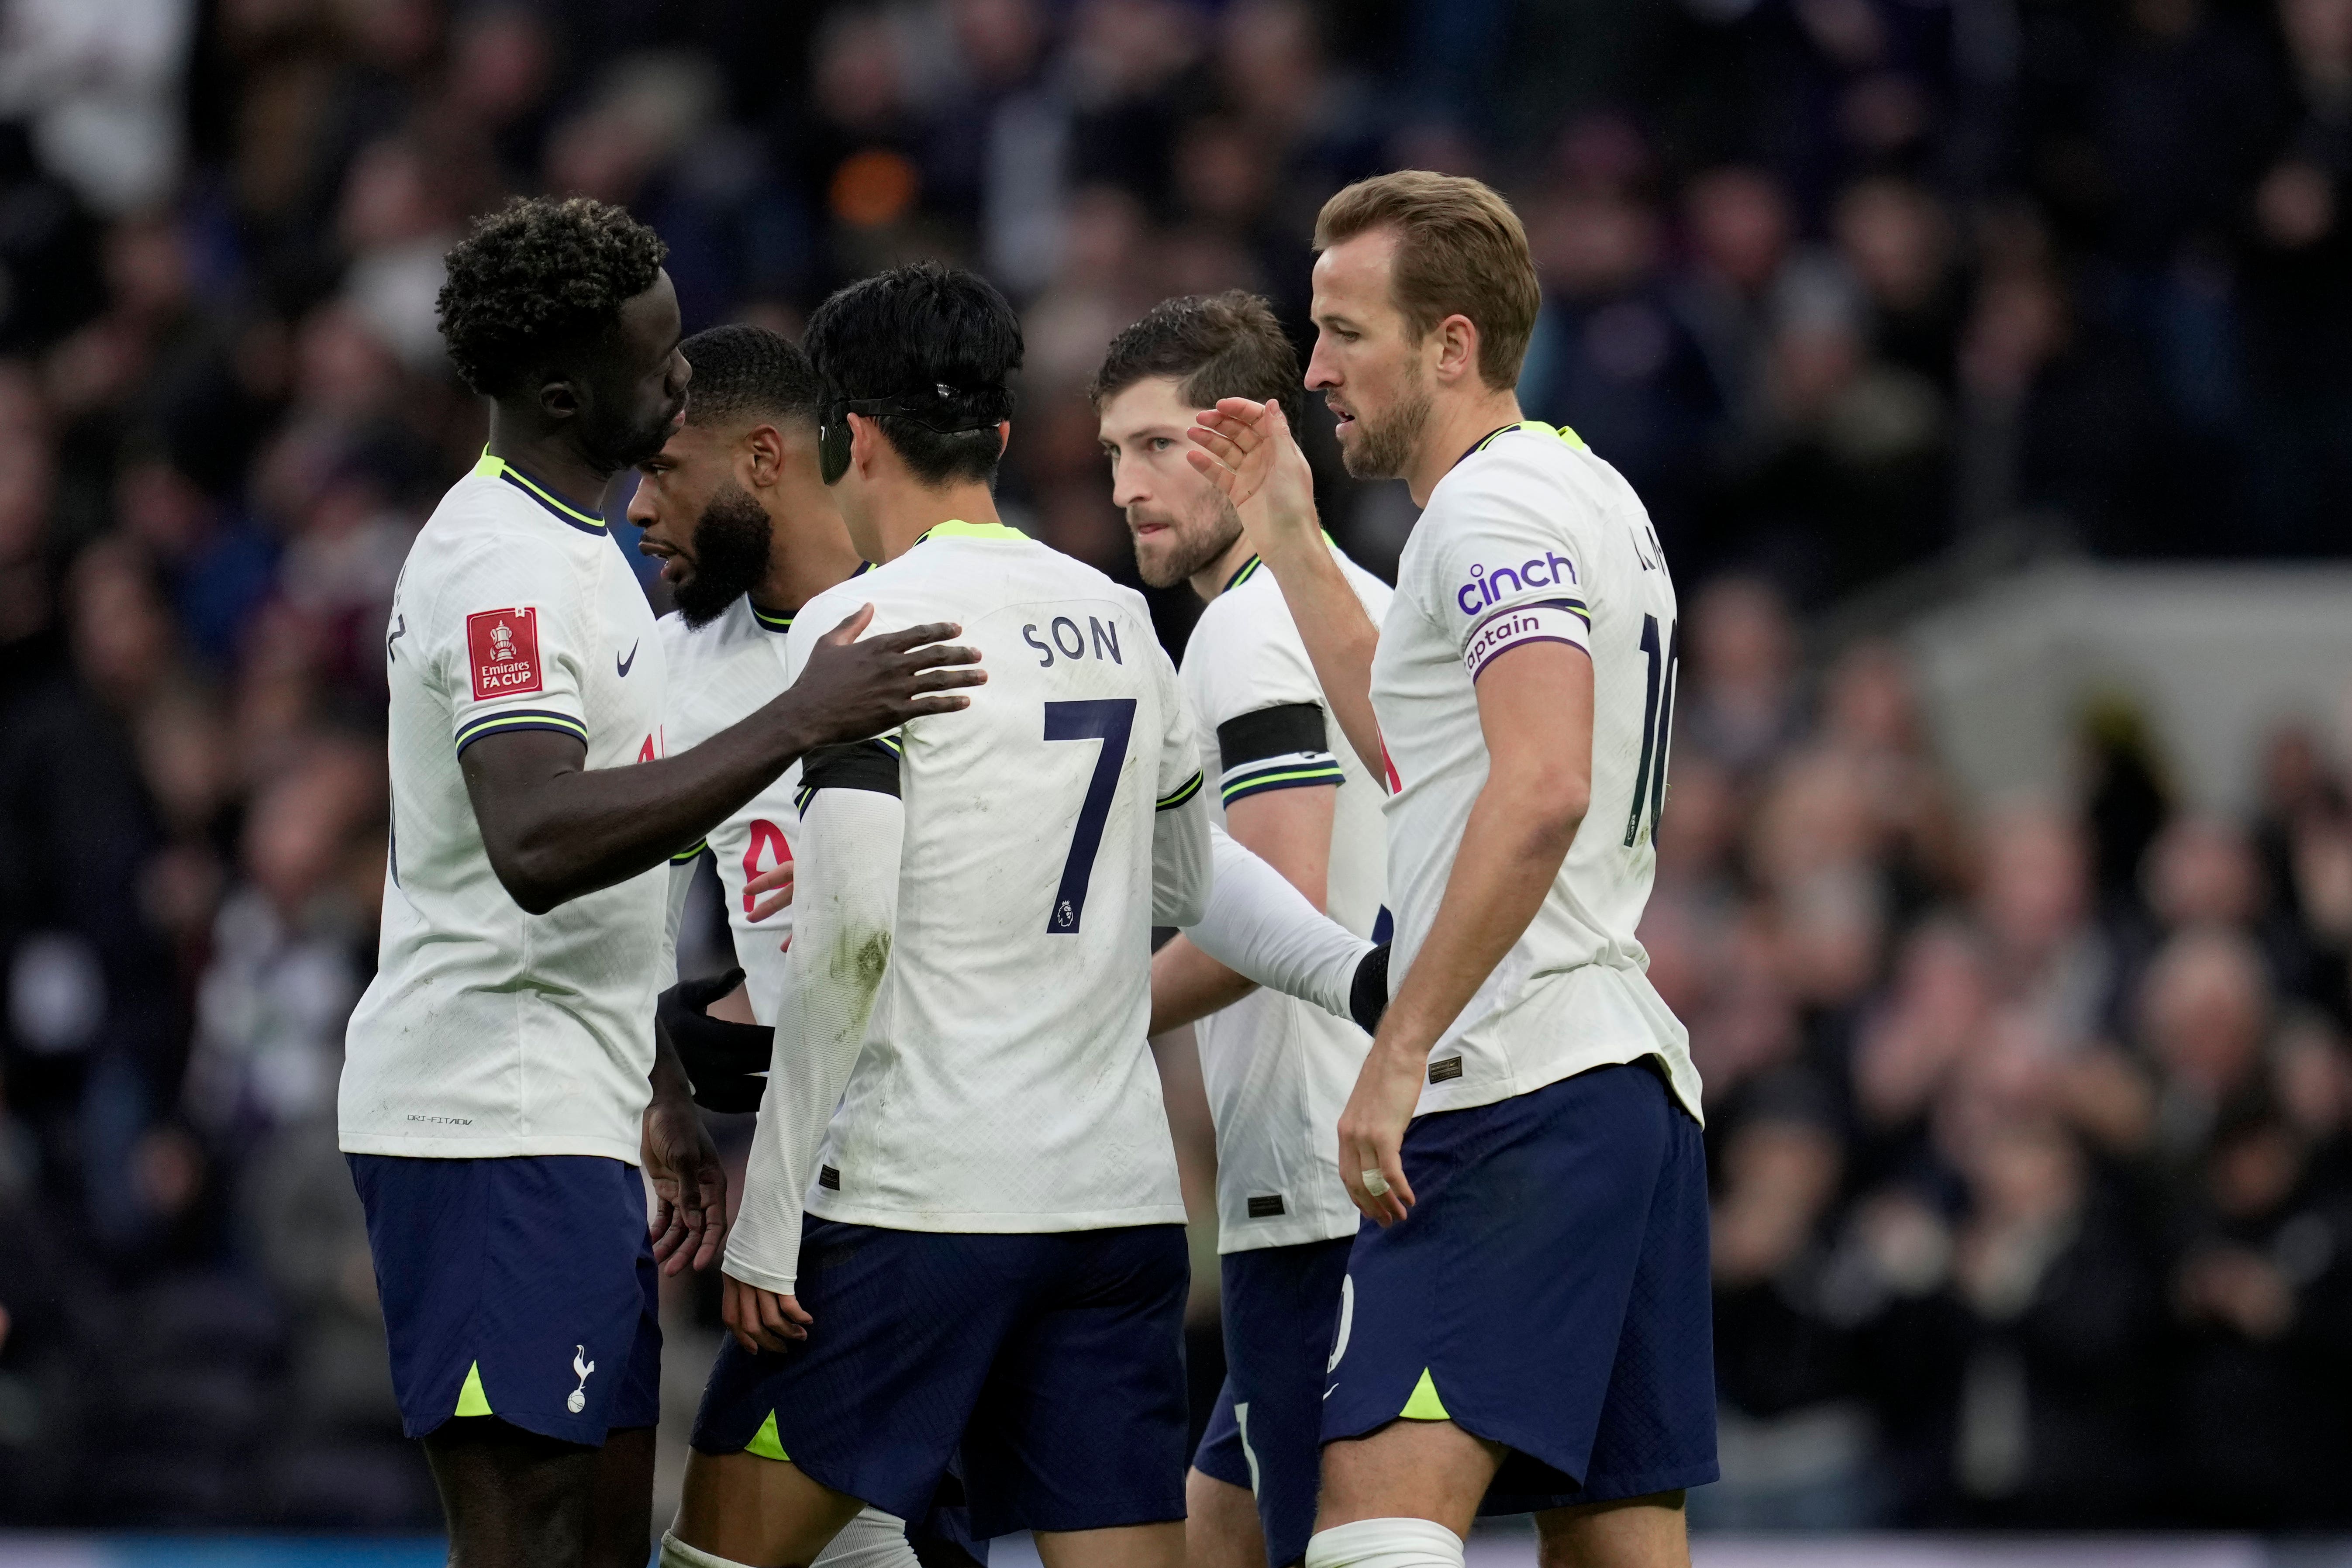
[1044,698,1136,934]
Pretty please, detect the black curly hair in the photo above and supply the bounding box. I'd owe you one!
[435,196,669,397]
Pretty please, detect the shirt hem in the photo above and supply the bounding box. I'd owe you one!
[801,1198,1190,1234]
[1410,1041,1704,1126]
[338,1131,644,1164]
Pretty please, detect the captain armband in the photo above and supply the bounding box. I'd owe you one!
[1460,598,1591,682]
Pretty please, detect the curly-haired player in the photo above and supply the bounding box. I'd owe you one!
[340,196,986,1568]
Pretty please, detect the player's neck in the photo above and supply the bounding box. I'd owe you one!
[483,406,615,514]
[867,479,1007,564]
[1190,530,1259,604]
[753,513,865,617]
[1406,386,1525,508]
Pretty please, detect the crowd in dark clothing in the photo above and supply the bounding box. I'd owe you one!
[1667,589,2352,1529]
[2,0,2352,1530]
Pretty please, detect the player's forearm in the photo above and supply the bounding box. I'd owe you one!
[1255,548,1385,786]
[1374,770,1582,1066]
[726,790,901,1293]
[1150,936,1257,1036]
[1178,821,1371,1024]
[468,705,820,913]
[649,1031,695,1105]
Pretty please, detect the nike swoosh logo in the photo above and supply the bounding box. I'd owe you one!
[1324,1385,1338,1400]
[616,640,638,677]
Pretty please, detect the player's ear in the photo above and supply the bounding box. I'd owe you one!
[538,373,582,421]
[993,420,1011,462]
[741,421,786,489]
[1433,314,1480,388]
[846,409,877,479]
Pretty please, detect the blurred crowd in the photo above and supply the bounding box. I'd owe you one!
[3,0,2352,1531]
[1666,585,2352,1529]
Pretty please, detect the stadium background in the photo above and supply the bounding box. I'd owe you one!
[6,0,2352,1557]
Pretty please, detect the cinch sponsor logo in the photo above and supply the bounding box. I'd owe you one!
[1455,553,1577,616]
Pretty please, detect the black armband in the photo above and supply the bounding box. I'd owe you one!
[1215,703,1345,806]
[655,968,773,1114]
[1348,942,1391,1034]
[794,739,903,813]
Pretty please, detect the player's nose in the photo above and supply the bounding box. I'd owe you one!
[626,479,660,530]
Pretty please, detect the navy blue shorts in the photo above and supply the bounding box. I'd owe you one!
[348,1154,661,1445]
[1321,1061,1717,1510]
[692,1218,1190,1537]
[1192,1237,1354,1567]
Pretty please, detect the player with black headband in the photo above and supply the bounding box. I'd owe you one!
[340,198,986,1568]
[657,263,1385,1568]
[629,321,993,1568]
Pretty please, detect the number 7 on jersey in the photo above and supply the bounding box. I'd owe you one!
[1043,698,1136,934]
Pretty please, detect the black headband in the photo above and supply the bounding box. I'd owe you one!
[823,381,1013,435]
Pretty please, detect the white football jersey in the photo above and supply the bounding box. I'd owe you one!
[1180,544,1393,1251]
[342,452,669,1163]
[655,572,873,1017]
[778,520,1208,1233]
[1372,422,1702,1123]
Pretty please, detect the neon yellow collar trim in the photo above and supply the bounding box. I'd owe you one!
[474,448,608,533]
[1476,420,1588,454]
[916,519,1027,544]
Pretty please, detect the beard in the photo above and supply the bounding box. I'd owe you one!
[672,482,774,629]
[1131,494,1244,589]
[1337,362,1434,482]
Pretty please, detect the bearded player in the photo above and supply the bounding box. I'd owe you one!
[341,199,984,1568]
[1094,291,1393,1568]
[1186,172,1714,1568]
[630,320,986,1568]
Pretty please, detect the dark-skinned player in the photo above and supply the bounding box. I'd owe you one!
[338,196,983,1568]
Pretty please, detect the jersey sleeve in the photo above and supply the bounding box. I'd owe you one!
[726,788,904,1295]
[431,536,594,755]
[1181,820,1372,1020]
[1422,467,1592,683]
[1151,644,1211,925]
[1154,643,1207,815]
[1186,595,1345,807]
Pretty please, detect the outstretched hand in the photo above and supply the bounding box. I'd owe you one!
[785,604,985,750]
[1186,397,1320,561]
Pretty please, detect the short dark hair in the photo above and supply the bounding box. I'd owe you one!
[436,196,668,397]
[1088,291,1304,428]
[679,324,819,430]
[803,262,1022,486]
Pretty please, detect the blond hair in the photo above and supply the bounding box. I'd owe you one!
[1314,171,1541,391]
